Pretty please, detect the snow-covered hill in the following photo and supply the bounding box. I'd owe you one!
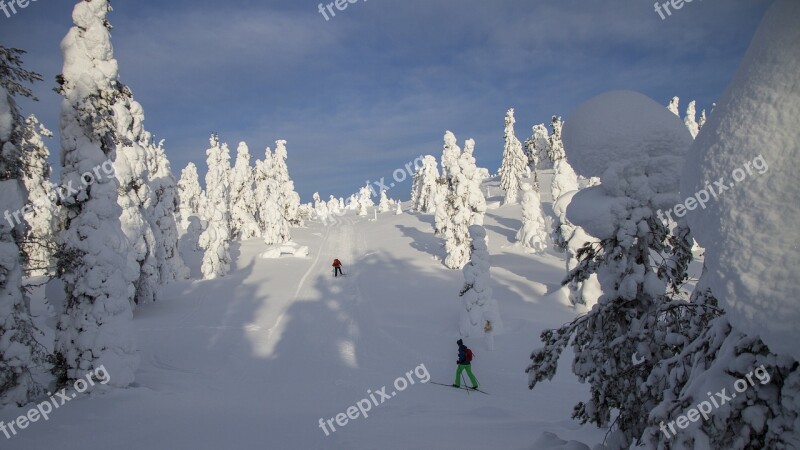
[4,175,614,450]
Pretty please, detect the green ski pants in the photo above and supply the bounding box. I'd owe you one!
[454,364,478,388]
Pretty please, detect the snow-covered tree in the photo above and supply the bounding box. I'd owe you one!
[144,135,188,283]
[377,190,391,212]
[272,140,302,227]
[524,123,550,184]
[327,195,341,215]
[499,108,527,205]
[199,135,231,279]
[516,183,547,253]
[698,108,707,131]
[410,155,440,213]
[0,47,47,405]
[229,142,260,240]
[177,162,204,229]
[53,1,139,387]
[395,201,403,215]
[684,100,700,138]
[255,147,290,245]
[527,91,696,448]
[667,95,680,116]
[459,225,503,349]
[550,158,579,203]
[18,114,58,276]
[443,137,486,269]
[357,183,374,216]
[435,131,461,236]
[547,116,566,164]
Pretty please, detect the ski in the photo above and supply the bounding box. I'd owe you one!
[429,381,489,395]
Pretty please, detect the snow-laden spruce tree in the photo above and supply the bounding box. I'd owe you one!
[684,100,699,138]
[524,123,549,184]
[550,158,579,203]
[698,108,707,130]
[410,155,440,213]
[547,116,566,164]
[527,91,695,449]
[255,147,290,245]
[395,201,403,215]
[18,114,58,276]
[199,135,232,279]
[144,135,188,283]
[378,190,391,212]
[53,0,139,387]
[272,140,302,227]
[443,138,486,269]
[435,131,461,236]
[499,108,527,205]
[229,142,260,240]
[516,183,547,253]
[357,184,374,216]
[327,195,341,215]
[667,96,680,116]
[313,192,329,223]
[0,49,47,405]
[459,225,503,349]
[177,162,204,229]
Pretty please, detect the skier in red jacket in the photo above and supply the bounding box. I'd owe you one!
[332,259,343,277]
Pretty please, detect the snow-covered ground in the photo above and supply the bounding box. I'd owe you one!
[3,177,615,450]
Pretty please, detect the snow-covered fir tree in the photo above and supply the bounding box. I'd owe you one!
[499,108,527,205]
[549,158,579,203]
[327,195,341,215]
[255,146,290,245]
[547,116,566,164]
[527,91,696,448]
[395,201,403,215]
[667,95,680,116]
[410,155,440,213]
[229,142,260,240]
[443,137,486,269]
[357,183,374,216]
[18,114,58,276]
[53,0,139,387]
[0,47,47,405]
[434,131,461,236]
[199,135,232,279]
[377,190,391,212]
[524,123,550,184]
[684,100,700,138]
[143,135,188,283]
[272,140,302,227]
[516,183,547,253]
[177,162,204,229]
[459,225,503,349]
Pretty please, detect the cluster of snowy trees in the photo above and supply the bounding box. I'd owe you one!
[177,137,302,278]
[667,96,710,139]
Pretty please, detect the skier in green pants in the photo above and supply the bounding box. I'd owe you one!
[453,339,479,389]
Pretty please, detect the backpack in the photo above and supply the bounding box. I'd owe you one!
[465,348,473,362]
[333,259,340,266]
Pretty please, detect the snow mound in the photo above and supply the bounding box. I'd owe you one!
[531,432,590,450]
[681,0,800,358]
[563,90,692,178]
[260,242,309,259]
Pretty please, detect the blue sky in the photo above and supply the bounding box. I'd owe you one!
[1,0,773,201]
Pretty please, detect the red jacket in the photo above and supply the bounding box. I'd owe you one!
[332,259,342,267]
